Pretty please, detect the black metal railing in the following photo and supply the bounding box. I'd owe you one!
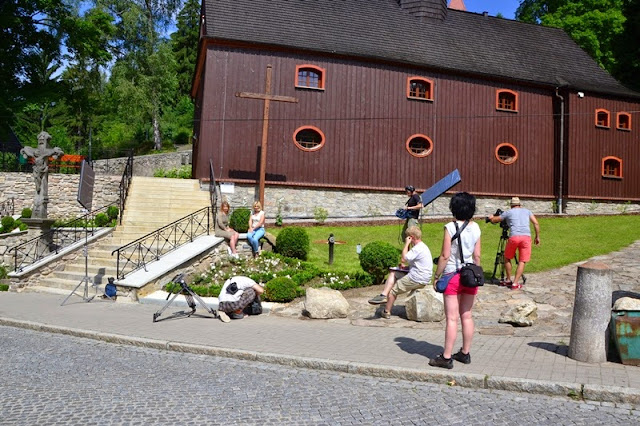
[9,202,119,273]
[0,198,15,218]
[209,158,218,226]
[118,151,134,225]
[111,206,212,279]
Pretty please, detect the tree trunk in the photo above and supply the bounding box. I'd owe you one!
[153,114,161,150]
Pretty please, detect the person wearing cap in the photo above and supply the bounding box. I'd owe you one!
[402,185,422,240]
[488,197,540,290]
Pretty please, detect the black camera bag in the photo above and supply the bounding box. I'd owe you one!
[453,221,485,288]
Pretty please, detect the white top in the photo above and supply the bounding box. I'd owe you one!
[218,276,257,303]
[405,241,433,284]
[250,210,265,229]
[443,220,481,275]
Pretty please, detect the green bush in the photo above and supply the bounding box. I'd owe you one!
[95,213,110,227]
[276,226,310,260]
[314,207,328,224]
[359,241,400,284]
[21,208,32,218]
[0,284,9,292]
[1,216,15,231]
[107,206,119,220]
[0,265,8,279]
[264,276,299,302]
[229,207,251,233]
[153,165,192,179]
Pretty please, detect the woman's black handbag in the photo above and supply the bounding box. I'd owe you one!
[453,221,485,288]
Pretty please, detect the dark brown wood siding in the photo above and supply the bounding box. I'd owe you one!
[195,44,635,200]
[565,93,640,201]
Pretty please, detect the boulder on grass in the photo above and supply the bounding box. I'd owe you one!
[405,287,444,322]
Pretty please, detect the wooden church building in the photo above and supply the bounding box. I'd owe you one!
[191,0,640,215]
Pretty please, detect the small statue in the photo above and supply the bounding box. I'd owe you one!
[20,131,64,219]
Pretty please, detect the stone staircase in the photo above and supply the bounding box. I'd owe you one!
[34,177,212,293]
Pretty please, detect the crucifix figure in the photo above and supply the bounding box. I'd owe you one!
[236,65,298,207]
[20,131,64,218]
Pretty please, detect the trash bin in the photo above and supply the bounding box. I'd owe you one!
[611,310,640,366]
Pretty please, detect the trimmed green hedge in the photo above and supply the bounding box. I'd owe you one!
[359,241,399,284]
[276,226,310,260]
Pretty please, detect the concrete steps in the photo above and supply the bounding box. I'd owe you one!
[34,176,213,294]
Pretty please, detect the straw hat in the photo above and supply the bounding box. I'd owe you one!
[510,196,521,206]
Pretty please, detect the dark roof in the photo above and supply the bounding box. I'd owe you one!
[202,0,638,98]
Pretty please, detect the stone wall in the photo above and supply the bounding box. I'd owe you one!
[0,231,30,268]
[93,151,191,177]
[0,173,121,220]
[215,183,640,220]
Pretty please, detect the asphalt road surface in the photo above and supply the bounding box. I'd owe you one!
[0,326,636,425]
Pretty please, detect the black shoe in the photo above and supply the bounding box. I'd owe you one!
[229,312,245,320]
[452,349,471,364]
[429,354,453,369]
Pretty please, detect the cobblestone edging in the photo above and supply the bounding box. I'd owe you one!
[1,317,638,408]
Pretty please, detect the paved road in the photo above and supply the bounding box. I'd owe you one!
[1,326,637,425]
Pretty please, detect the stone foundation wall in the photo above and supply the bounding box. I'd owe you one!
[0,173,121,219]
[215,184,640,220]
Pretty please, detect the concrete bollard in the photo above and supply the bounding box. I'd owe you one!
[568,261,612,363]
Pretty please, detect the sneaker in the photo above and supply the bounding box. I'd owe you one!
[429,354,453,369]
[218,311,230,323]
[452,349,471,364]
[227,246,233,255]
[229,312,246,320]
[368,294,388,305]
[380,309,391,319]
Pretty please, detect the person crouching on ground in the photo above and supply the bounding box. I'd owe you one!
[218,276,264,323]
[429,192,481,369]
[368,226,432,319]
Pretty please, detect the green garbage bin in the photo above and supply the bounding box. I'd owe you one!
[611,310,640,366]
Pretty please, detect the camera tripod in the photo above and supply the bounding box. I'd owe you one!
[491,226,526,285]
[153,273,219,323]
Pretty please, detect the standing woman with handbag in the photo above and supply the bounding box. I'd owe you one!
[429,192,481,369]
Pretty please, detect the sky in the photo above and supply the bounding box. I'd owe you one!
[463,0,520,19]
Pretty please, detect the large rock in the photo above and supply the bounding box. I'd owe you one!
[613,297,640,311]
[499,301,538,327]
[304,287,350,319]
[405,287,444,322]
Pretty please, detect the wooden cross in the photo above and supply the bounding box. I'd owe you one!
[236,65,298,207]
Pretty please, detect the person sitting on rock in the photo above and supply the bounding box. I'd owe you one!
[367,226,432,319]
[218,276,264,323]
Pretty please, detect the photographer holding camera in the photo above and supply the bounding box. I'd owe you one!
[487,197,540,290]
[401,185,422,240]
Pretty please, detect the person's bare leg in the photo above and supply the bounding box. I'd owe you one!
[504,258,513,282]
[443,294,460,358]
[513,261,526,286]
[384,293,397,315]
[458,293,475,354]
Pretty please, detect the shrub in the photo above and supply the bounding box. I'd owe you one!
[0,284,8,292]
[359,241,400,284]
[0,265,7,279]
[21,208,32,218]
[276,226,310,260]
[107,206,119,220]
[1,216,15,231]
[264,276,299,302]
[313,207,328,224]
[229,207,251,233]
[94,213,110,227]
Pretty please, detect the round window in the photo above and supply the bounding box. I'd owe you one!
[495,143,518,165]
[293,126,325,151]
[406,134,433,157]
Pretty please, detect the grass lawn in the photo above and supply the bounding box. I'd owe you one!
[268,215,640,274]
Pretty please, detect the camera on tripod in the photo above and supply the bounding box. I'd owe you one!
[485,208,509,230]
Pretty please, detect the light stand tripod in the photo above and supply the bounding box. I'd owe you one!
[153,273,219,322]
[61,220,96,305]
[490,225,526,285]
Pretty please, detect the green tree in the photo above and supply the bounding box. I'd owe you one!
[613,0,640,91]
[171,0,201,98]
[516,0,626,73]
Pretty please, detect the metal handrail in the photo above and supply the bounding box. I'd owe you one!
[111,206,212,279]
[209,158,217,227]
[0,198,15,218]
[9,202,118,273]
[118,151,134,225]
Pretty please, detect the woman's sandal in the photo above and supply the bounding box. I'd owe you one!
[500,280,512,287]
[510,283,523,290]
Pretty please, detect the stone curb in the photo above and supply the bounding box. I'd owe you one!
[1,317,639,408]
